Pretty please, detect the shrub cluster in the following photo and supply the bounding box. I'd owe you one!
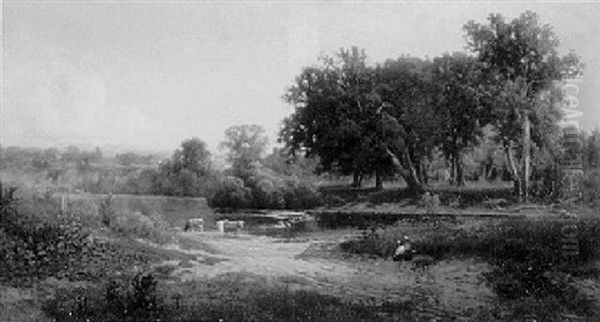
[98,195,173,244]
[43,272,414,322]
[582,169,600,208]
[210,166,322,210]
[0,183,94,286]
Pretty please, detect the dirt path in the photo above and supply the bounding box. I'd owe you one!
[167,230,496,317]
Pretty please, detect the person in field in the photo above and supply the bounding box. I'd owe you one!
[393,235,414,261]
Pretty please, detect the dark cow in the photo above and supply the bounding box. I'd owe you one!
[184,218,205,232]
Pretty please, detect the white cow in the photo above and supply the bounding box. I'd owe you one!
[184,218,204,232]
[216,220,245,234]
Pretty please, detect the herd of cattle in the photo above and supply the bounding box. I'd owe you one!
[184,218,245,234]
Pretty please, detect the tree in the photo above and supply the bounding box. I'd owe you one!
[282,47,398,189]
[431,53,484,186]
[220,124,269,180]
[584,127,600,169]
[172,138,212,178]
[262,147,319,178]
[373,56,438,192]
[282,48,433,192]
[464,11,583,199]
[147,138,214,197]
[62,145,81,163]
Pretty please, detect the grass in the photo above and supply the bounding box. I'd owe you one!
[340,216,600,320]
[42,272,416,322]
[66,193,217,229]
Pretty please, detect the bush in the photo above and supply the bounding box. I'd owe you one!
[43,273,414,322]
[0,183,95,286]
[68,199,101,228]
[210,172,322,210]
[583,169,600,208]
[210,176,252,208]
[282,176,322,209]
[252,178,285,209]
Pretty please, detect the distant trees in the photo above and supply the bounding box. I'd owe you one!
[150,138,216,197]
[115,152,153,166]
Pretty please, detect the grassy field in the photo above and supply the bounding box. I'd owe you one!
[60,193,217,229]
[2,180,599,321]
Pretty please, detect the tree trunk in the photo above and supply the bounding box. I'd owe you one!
[522,115,531,201]
[421,161,429,185]
[352,171,361,188]
[504,142,522,201]
[456,151,465,186]
[385,147,425,194]
[375,168,383,190]
[450,154,456,185]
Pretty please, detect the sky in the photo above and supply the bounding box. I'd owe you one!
[2,1,599,155]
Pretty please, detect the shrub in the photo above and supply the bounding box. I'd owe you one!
[282,176,322,209]
[252,178,285,209]
[582,169,600,208]
[210,176,252,208]
[99,194,116,227]
[210,173,322,210]
[67,199,101,228]
[107,210,173,244]
[43,273,413,322]
[0,183,95,286]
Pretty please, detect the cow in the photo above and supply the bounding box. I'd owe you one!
[184,218,204,232]
[216,220,244,235]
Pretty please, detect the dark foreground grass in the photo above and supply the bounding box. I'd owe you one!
[43,272,416,322]
[341,216,600,320]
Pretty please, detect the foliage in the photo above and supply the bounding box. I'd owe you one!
[98,194,173,244]
[341,217,600,318]
[220,124,269,180]
[582,169,600,208]
[115,152,154,166]
[209,176,252,209]
[464,11,583,196]
[583,127,600,169]
[209,165,322,210]
[43,273,413,322]
[282,48,434,191]
[431,52,485,185]
[0,183,94,286]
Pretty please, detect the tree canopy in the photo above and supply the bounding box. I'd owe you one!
[280,11,583,196]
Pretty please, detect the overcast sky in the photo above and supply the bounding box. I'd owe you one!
[2,1,599,154]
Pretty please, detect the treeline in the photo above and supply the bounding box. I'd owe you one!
[280,11,585,199]
[0,125,323,209]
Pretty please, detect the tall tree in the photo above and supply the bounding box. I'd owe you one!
[282,47,392,188]
[431,53,484,185]
[172,137,212,177]
[374,56,437,192]
[464,11,582,199]
[282,48,431,192]
[220,124,269,180]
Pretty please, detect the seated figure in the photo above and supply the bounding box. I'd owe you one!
[393,235,414,261]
